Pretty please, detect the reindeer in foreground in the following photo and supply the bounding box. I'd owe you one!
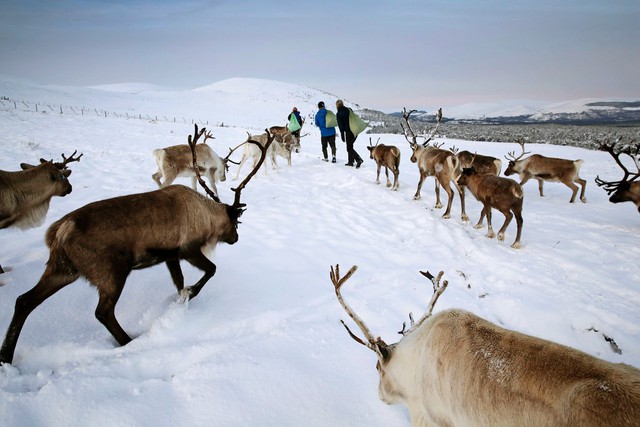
[504,139,587,203]
[402,108,468,220]
[458,165,524,248]
[331,264,640,427]
[152,129,237,197]
[454,149,502,176]
[0,125,272,365]
[595,139,640,213]
[0,151,83,273]
[367,137,401,191]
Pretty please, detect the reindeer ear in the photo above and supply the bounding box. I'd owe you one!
[63,169,72,177]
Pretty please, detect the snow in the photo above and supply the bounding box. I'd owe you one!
[1,77,639,426]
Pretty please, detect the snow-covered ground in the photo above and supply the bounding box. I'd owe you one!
[1,78,639,426]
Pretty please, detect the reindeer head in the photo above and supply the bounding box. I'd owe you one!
[330,264,449,404]
[504,139,531,176]
[20,150,83,197]
[595,139,640,210]
[367,137,381,159]
[400,108,442,163]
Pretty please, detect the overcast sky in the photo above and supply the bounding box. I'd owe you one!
[1,0,638,112]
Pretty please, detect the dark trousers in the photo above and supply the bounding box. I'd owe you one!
[321,135,337,159]
[345,132,362,165]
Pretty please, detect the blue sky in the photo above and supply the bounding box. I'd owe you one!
[1,0,638,112]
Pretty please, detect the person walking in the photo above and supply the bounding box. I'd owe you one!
[336,99,363,168]
[287,107,303,142]
[314,101,337,163]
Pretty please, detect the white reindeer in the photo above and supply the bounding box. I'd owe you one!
[331,264,640,427]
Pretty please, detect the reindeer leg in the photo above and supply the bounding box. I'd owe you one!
[181,251,216,301]
[376,163,382,184]
[577,177,587,203]
[454,181,469,222]
[434,179,443,209]
[512,209,524,249]
[474,208,486,229]
[95,284,131,346]
[165,259,184,292]
[1,260,80,364]
[497,209,513,242]
[152,170,163,187]
[414,171,427,200]
[537,178,545,197]
[565,180,580,203]
[392,168,399,191]
[485,205,496,239]
[441,180,454,219]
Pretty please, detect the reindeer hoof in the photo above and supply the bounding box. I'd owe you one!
[486,232,496,239]
[461,214,469,222]
[581,197,587,203]
[435,203,443,209]
[413,195,421,200]
[474,224,484,229]
[442,214,451,219]
[511,242,522,249]
[497,233,505,242]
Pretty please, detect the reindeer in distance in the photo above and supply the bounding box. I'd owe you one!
[401,108,468,221]
[0,125,273,365]
[331,264,640,427]
[152,129,237,198]
[0,151,83,273]
[367,137,401,191]
[504,139,587,203]
[595,139,640,213]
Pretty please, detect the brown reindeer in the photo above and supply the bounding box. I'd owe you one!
[595,139,640,213]
[504,139,587,203]
[366,137,401,191]
[0,151,82,273]
[456,149,502,175]
[401,108,468,220]
[331,264,640,427]
[0,125,272,365]
[458,166,524,248]
[152,129,237,197]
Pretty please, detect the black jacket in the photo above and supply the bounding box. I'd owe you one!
[336,106,352,139]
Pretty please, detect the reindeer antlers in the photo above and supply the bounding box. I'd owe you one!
[330,264,388,357]
[505,139,531,162]
[231,129,274,209]
[400,107,443,147]
[595,138,640,193]
[331,264,451,357]
[187,124,221,202]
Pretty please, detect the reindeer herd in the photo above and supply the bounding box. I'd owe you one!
[1,113,639,426]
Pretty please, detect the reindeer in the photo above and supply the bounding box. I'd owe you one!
[152,129,237,197]
[269,125,301,155]
[401,108,468,220]
[0,151,82,273]
[595,139,640,213]
[0,125,272,365]
[331,264,640,427]
[455,149,502,176]
[366,137,401,191]
[458,165,524,248]
[234,132,289,179]
[504,139,587,203]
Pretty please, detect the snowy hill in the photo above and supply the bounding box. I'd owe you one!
[1,76,639,426]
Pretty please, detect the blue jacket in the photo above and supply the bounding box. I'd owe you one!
[314,108,336,137]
